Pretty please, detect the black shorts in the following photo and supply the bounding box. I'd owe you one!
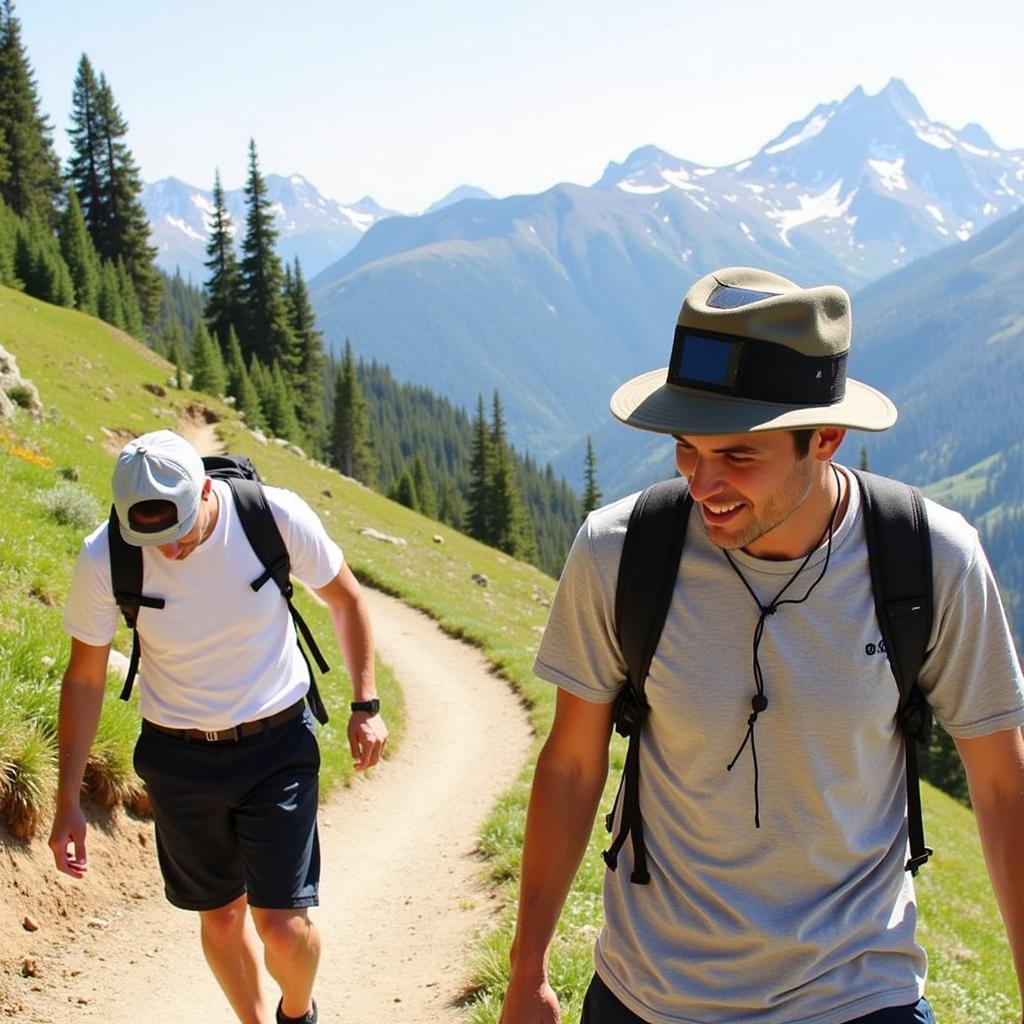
[581,974,936,1023]
[133,707,321,912]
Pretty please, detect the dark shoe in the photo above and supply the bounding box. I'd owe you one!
[276,997,317,1023]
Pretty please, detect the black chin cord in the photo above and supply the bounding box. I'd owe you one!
[724,466,843,828]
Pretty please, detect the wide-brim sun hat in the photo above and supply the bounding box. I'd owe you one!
[111,429,206,546]
[609,267,896,435]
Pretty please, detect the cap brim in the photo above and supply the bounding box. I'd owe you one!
[610,368,897,435]
[118,504,200,547]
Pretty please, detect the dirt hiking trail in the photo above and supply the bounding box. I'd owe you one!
[3,588,532,1022]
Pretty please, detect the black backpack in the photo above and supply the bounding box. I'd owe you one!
[107,454,330,724]
[603,469,933,885]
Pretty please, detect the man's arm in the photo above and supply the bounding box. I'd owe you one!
[313,562,387,771]
[955,726,1024,1018]
[500,688,615,1024]
[47,638,111,878]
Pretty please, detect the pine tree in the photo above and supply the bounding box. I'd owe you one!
[13,210,73,306]
[265,360,303,443]
[283,256,327,456]
[487,391,535,559]
[466,394,492,543]
[330,340,377,484]
[189,321,227,396]
[582,436,602,513]
[65,55,104,241]
[203,168,241,350]
[237,139,296,369]
[0,197,17,285]
[438,477,465,531]
[0,1,63,223]
[859,446,870,471]
[411,455,438,519]
[93,71,162,323]
[96,258,125,329]
[225,328,264,429]
[58,186,99,313]
[389,467,418,511]
[66,57,161,323]
[114,256,144,338]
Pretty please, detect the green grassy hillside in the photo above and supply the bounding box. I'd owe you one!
[1,285,1018,1022]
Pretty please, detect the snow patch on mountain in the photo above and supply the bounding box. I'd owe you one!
[764,112,832,155]
[767,180,854,245]
[869,158,908,192]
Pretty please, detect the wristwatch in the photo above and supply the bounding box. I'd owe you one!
[350,698,381,714]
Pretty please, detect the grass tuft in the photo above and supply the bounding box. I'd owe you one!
[1,723,57,841]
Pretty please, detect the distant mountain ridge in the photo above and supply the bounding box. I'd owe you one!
[142,174,401,282]
[307,79,1024,494]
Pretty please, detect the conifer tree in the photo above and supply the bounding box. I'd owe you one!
[97,258,125,329]
[237,139,296,369]
[0,1,63,223]
[225,328,264,429]
[58,186,99,313]
[170,337,186,389]
[203,168,240,349]
[65,55,104,240]
[114,256,144,338]
[487,391,535,558]
[0,197,17,284]
[283,256,327,456]
[13,210,73,306]
[95,72,161,323]
[330,340,377,484]
[411,455,438,519]
[66,58,161,323]
[582,436,602,513]
[265,361,303,443]
[389,467,418,511]
[189,321,227,396]
[466,394,492,543]
[438,478,465,531]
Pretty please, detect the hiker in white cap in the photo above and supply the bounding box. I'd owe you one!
[500,268,1024,1024]
[49,429,387,1024]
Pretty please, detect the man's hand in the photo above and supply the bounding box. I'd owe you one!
[499,974,561,1024]
[348,711,387,771]
[48,801,89,879]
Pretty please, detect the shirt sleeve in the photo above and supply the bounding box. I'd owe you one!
[62,525,121,647]
[533,507,630,704]
[917,504,1024,738]
[266,487,345,590]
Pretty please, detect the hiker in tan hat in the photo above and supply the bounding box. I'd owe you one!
[500,269,1024,1024]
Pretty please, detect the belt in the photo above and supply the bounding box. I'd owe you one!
[144,699,306,743]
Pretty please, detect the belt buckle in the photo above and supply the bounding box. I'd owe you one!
[204,730,220,742]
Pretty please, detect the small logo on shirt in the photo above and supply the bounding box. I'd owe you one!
[865,638,888,656]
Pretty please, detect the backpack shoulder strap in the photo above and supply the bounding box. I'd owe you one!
[851,468,934,874]
[224,478,331,725]
[107,508,165,703]
[603,477,693,884]
[614,477,694,696]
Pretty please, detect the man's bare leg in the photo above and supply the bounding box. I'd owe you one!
[250,906,320,1020]
[199,893,270,1023]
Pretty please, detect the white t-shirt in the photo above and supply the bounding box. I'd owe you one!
[535,468,1024,1024]
[64,480,343,730]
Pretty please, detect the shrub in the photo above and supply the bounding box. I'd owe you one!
[37,480,103,530]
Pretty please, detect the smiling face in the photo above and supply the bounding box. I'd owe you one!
[672,428,846,560]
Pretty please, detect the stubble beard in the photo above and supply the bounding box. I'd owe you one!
[699,458,816,555]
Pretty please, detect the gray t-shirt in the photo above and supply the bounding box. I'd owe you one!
[534,468,1024,1024]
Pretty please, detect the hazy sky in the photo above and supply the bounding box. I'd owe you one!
[18,1,1024,213]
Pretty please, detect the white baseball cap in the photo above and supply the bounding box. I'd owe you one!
[111,430,206,546]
